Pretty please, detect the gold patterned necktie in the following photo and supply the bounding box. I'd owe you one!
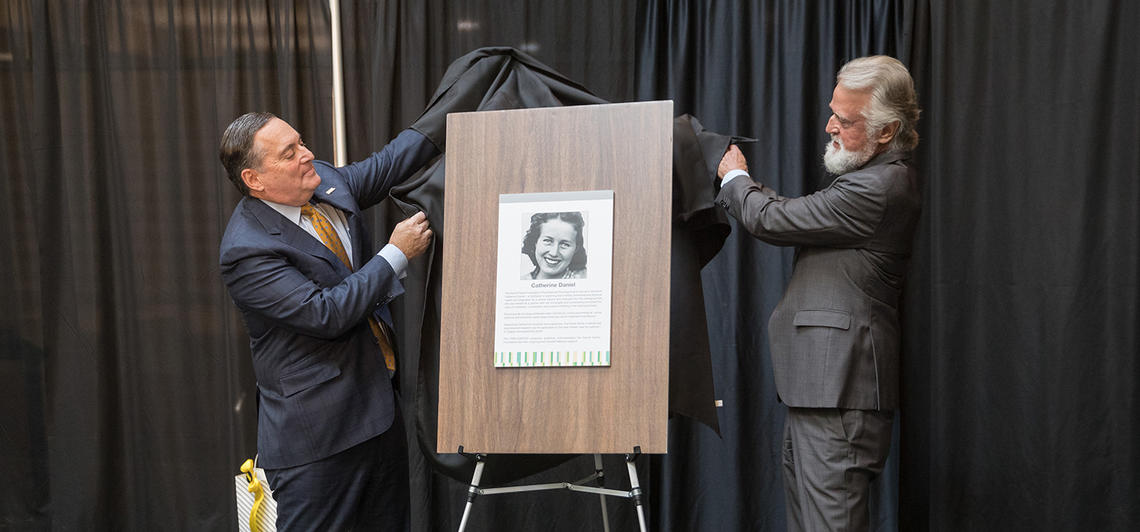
[300,203,397,373]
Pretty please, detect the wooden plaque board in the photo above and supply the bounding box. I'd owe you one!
[437,101,672,454]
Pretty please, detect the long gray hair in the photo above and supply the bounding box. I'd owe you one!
[837,56,921,152]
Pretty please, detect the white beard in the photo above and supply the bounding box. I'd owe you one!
[822,136,877,175]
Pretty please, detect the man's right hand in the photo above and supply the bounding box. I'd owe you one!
[718,144,749,179]
[389,211,432,260]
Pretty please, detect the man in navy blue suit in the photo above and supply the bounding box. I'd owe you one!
[218,112,438,530]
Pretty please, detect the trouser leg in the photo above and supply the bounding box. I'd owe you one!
[782,417,807,532]
[783,407,893,532]
[266,405,410,531]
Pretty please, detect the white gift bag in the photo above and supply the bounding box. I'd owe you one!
[235,457,277,532]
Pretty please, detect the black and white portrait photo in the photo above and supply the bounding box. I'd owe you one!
[520,211,588,280]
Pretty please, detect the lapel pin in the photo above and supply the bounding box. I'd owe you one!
[325,187,336,195]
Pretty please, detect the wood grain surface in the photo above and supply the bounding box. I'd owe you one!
[438,101,672,454]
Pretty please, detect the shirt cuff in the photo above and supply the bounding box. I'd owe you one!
[378,244,408,280]
[722,169,750,186]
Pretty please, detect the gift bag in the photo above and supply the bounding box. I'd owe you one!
[235,457,277,532]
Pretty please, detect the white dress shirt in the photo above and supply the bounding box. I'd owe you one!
[260,198,408,278]
[721,168,750,186]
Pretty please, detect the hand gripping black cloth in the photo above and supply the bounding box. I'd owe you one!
[389,47,738,484]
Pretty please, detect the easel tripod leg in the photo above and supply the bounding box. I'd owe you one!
[457,459,485,532]
[626,451,647,532]
[593,453,611,532]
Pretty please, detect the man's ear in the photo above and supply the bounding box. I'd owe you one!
[241,168,263,193]
[877,120,900,145]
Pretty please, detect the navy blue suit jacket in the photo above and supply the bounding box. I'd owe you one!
[220,129,437,469]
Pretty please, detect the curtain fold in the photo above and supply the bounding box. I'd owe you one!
[900,2,1140,530]
[2,1,336,529]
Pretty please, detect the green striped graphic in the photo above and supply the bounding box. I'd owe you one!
[494,350,613,367]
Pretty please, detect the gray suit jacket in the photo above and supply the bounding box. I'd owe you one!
[716,150,920,410]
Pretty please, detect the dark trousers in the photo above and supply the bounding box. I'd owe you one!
[265,406,409,531]
[782,407,893,532]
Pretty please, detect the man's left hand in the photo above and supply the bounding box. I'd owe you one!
[389,211,432,260]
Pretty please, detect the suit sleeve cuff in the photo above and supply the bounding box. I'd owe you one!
[378,244,408,280]
[722,169,750,186]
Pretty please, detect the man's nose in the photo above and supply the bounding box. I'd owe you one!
[825,115,839,135]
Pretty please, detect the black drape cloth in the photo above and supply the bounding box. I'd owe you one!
[394,47,611,489]
[668,114,758,433]
[382,46,733,484]
[374,46,740,531]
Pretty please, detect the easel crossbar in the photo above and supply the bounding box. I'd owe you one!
[479,482,635,499]
[455,450,647,532]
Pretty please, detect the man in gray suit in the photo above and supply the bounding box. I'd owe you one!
[715,56,922,531]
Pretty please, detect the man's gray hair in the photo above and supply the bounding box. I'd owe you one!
[837,56,921,152]
[219,112,277,195]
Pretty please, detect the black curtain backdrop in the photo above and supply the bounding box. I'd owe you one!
[2,2,335,530]
[2,1,1138,531]
[901,3,1139,530]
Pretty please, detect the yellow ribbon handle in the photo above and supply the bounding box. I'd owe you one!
[240,458,266,532]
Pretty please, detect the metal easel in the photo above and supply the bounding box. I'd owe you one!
[455,446,648,532]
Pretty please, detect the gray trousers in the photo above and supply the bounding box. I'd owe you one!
[782,407,894,532]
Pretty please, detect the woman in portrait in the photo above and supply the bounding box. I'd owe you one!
[521,211,588,280]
